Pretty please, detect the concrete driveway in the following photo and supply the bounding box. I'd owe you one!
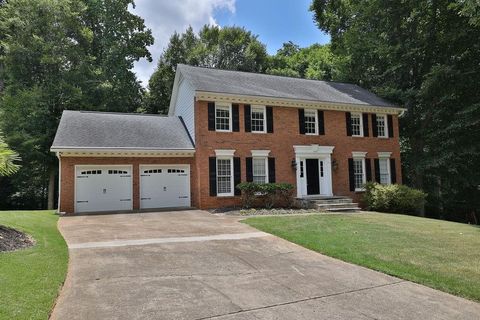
[51,210,480,320]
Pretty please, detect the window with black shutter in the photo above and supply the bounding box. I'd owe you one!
[232,104,239,132]
[246,157,253,182]
[390,158,397,183]
[366,158,372,181]
[374,159,380,183]
[266,106,273,133]
[208,102,215,131]
[363,113,369,137]
[387,115,394,138]
[348,158,355,191]
[268,158,276,183]
[234,157,241,195]
[318,110,325,135]
[298,109,305,134]
[371,114,378,137]
[346,112,352,136]
[244,104,251,132]
[209,157,217,196]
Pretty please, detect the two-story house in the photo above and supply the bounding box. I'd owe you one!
[51,64,405,214]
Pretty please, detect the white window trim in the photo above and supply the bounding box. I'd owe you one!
[377,152,392,185]
[351,112,364,137]
[250,105,266,134]
[304,109,318,135]
[216,156,234,197]
[215,102,232,132]
[376,114,388,138]
[251,149,270,157]
[352,151,367,191]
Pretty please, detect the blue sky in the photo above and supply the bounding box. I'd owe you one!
[215,0,330,54]
[132,0,330,85]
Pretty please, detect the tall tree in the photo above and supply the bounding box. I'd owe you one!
[146,25,268,114]
[310,0,480,219]
[0,0,153,209]
[0,132,20,176]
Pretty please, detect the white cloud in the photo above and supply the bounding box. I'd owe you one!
[131,0,236,86]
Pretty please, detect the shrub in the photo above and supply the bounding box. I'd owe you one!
[236,182,295,209]
[363,182,427,214]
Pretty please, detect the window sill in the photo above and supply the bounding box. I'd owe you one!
[355,188,366,193]
[215,130,233,133]
[251,131,267,134]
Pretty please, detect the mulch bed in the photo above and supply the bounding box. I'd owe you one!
[0,225,34,252]
[211,208,318,216]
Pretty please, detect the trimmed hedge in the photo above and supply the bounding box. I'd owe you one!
[363,182,427,214]
[236,182,294,209]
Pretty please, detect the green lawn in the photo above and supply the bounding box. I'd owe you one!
[244,213,480,302]
[0,211,68,320]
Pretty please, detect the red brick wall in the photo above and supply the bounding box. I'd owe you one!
[59,156,196,213]
[194,100,402,209]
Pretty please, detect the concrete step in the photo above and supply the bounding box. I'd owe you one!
[312,198,353,205]
[324,207,361,212]
[316,202,360,210]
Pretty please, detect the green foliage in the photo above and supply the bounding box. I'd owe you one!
[236,182,294,209]
[146,25,268,114]
[0,132,20,176]
[310,0,480,220]
[363,182,427,214]
[0,0,153,209]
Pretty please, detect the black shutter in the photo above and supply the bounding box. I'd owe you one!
[366,158,372,182]
[208,102,215,131]
[318,110,325,135]
[346,112,352,136]
[372,114,378,137]
[298,109,305,134]
[244,104,251,132]
[363,113,369,137]
[390,158,397,184]
[234,157,241,195]
[387,115,394,138]
[268,157,276,183]
[209,157,217,196]
[232,104,239,132]
[266,106,274,133]
[374,159,380,183]
[348,158,355,191]
[246,157,253,182]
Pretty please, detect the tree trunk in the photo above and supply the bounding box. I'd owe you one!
[47,167,55,210]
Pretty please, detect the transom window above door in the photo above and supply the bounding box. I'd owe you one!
[351,113,363,136]
[304,109,317,134]
[251,105,266,133]
[215,104,231,132]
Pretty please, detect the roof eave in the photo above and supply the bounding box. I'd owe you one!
[51,147,195,158]
[195,90,406,114]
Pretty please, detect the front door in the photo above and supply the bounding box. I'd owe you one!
[306,159,320,195]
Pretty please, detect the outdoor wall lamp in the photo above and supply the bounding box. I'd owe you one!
[291,159,297,170]
[332,159,338,171]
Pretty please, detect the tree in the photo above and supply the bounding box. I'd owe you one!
[146,25,268,114]
[0,132,20,176]
[0,0,153,209]
[310,0,480,220]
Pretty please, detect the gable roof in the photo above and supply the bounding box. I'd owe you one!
[51,110,194,151]
[176,64,397,108]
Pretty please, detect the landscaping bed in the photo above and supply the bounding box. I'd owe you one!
[0,225,34,252]
[212,208,317,216]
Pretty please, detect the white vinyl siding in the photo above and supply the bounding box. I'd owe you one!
[172,77,195,141]
[351,113,363,137]
[217,158,233,196]
[304,109,317,135]
[376,114,387,138]
[379,158,391,184]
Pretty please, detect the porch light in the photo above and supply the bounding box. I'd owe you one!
[332,159,338,171]
[291,159,297,169]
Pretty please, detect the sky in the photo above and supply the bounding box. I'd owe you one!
[131,0,330,86]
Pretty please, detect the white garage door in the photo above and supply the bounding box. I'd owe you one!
[75,165,132,213]
[140,165,190,209]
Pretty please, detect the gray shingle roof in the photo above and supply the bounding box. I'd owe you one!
[51,111,194,150]
[178,64,396,108]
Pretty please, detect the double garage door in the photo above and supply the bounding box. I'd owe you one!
[75,165,190,213]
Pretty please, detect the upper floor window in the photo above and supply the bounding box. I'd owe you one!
[215,104,231,132]
[304,109,317,135]
[251,105,266,133]
[376,114,388,138]
[351,113,363,137]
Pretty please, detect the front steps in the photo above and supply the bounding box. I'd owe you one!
[300,196,361,212]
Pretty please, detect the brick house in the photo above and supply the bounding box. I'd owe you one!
[51,64,405,214]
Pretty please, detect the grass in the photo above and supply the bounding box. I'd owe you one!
[244,212,480,302]
[0,211,68,320]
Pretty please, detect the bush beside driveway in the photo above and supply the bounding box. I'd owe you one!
[244,212,480,302]
[0,211,68,320]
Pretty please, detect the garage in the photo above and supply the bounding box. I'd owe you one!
[140,165,190,209]
[75,165,133,213]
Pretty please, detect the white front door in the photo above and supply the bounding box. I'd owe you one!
[139,165,190,209]
[75,165,132,213]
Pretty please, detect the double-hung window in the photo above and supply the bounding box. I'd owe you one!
[351,113,363,137]
[352,152,367,191]
[379,158,390,184]
[252,158,268,184]
[215,104,232,132]
[304,109,317,135]
[216,157,233,196]
[251,105,266,133]
[376,114,388,138]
